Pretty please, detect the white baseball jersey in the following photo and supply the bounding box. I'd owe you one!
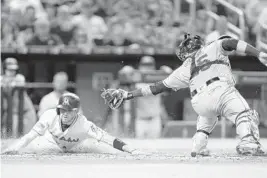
[33,109,106,151]
[163,39,236,91]
[161,38,259,144]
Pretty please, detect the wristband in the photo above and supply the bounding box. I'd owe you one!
[141,85,153,96]
[113,138,126,151]
[236,40,247,53]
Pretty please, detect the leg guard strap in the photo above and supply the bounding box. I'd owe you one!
[197,129,210,136]
[235,109,250,126]
[241,134,253,140]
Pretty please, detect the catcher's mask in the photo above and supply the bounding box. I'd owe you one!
[176,34,204,61]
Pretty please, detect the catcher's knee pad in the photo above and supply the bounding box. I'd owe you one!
[235,109,260,141]
[192,131,209,154]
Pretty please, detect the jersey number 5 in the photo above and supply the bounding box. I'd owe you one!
[192,53,211,72]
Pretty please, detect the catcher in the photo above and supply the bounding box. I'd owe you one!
[2,93,143,155]
[101,34,267,157]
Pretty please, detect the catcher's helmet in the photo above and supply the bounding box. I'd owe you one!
[176,34,204,61]
[57,93,80,114]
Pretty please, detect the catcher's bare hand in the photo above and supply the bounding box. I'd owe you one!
[122,144,151,155]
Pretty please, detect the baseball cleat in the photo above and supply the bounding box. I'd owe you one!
[236,138,265,156]
[236,144,265,156]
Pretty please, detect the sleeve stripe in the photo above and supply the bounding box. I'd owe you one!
[162,80,172,88]
[32,129,43,136]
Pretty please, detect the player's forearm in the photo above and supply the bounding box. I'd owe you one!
[236,40,260,57]
[222,39,260,57]
[126,81,171,100]
[101,134,136,153]
[112,138,136,153]
[8,130,39,151]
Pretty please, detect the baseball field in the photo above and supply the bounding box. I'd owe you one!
[1,138,267,178]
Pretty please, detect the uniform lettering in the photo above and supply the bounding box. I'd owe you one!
[60,137,79,143]
[91,124,98,133]
[195,53,211,71]
[197,54,208,66]
[191,53,211,78]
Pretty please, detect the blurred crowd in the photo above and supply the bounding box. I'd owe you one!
[2,0,266,53]
[1,0,182,52]
[1,57,37,137]
[1,57,74,138]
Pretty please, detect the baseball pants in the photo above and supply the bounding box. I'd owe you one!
[190,81,250,133]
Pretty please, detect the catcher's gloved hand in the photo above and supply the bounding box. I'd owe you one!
[101,88,128,109]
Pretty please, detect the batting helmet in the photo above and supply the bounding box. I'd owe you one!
[176,34,204,61]
[56,93,80,114]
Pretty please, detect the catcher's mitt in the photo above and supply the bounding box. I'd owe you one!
[101,89,126,109]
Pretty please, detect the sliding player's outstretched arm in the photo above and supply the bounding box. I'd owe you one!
[85,121,144,154]
[101,61,190,109]
[1,130,39,154]
[1,110,52,154]
[220,36,267,66]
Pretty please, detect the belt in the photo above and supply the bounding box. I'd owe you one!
[191,77,220,97]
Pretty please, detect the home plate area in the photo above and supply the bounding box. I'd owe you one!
[1,138,267,178]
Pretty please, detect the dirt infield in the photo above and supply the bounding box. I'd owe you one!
[1,138,267,178]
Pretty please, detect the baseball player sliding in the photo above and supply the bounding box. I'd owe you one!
[101,34,267,157]
[2,93,143,155]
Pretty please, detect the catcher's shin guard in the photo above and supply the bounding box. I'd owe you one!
[191,131,210,157]
[235,110,260,141]
[235,110,264,155]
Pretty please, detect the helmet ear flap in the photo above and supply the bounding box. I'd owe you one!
[56,108,60,115]
[72,108,79,113]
